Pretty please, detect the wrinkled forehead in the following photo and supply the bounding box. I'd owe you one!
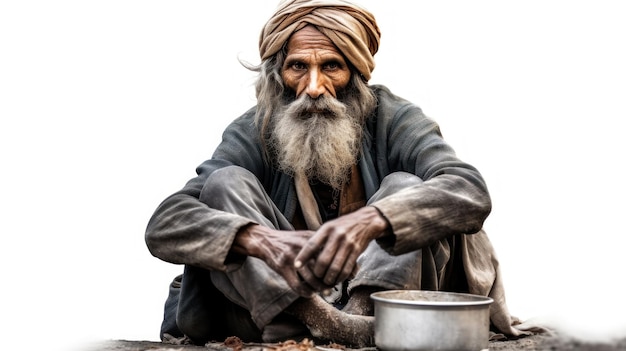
[285,25,345,56]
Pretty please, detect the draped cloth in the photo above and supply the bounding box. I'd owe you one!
[294,172,323,229]
[259,0,381,80]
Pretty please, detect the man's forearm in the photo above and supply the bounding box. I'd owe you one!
[145,193,254,271]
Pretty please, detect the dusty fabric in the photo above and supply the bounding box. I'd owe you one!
[175,166,302,342]
[462,232,534,337]
[159,167,529,342]
[294,172,322,229]
[259,0,381,80]
[146,85,525,339]
[163,166,462,342]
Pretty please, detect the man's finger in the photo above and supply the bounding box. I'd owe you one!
[286,271,315,297]
[297,261,331,291]
[294,234,326,268]
[322,246,349,285]
[335,250,360,283]
[313,240,339,279]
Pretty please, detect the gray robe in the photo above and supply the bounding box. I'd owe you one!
[145,84,523,337]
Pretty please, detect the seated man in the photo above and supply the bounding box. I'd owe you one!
[146,0,527,347]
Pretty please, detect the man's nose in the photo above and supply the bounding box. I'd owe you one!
[304,68,327,99]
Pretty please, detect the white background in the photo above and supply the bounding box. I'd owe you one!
[1,1,625,350]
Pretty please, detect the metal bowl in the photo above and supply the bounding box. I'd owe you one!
[371,290,493,351]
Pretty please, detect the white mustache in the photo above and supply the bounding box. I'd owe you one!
[284,95,347,119]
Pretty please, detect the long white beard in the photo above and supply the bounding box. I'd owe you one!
[270,94,363,190]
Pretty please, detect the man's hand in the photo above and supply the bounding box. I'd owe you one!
[232,224,330,297]
[294,206,390,288]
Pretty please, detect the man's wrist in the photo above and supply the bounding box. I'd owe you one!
[368,205,392,238]
[232,223,261,257]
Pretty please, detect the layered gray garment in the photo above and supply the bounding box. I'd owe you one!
[145,85,524,337]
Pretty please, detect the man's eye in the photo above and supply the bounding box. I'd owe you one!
[292,62,306,70]
[324,62,340,70]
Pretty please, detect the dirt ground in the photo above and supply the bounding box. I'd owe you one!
[89,333,626,351]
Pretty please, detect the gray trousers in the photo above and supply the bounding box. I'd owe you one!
[161,166,445,343]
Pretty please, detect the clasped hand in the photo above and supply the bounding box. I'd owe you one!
[236,206,388,297]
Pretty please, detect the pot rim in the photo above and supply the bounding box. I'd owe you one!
[371,289,494,307]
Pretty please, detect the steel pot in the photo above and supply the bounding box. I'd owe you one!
[371,290,493,351]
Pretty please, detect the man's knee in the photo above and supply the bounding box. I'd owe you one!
[199,166,258,205]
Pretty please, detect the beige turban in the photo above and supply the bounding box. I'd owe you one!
[259,0,381,81]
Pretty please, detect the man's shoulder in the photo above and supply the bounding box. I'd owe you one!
[217,106,260,140]
[234,106,257,121]
[227,106,258,128]
[370,84,423,117]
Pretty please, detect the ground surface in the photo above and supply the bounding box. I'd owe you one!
[88,333,626,351]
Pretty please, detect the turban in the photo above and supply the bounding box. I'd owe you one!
[259,0,381,81]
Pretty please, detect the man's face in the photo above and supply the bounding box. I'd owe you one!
[270,25,369,189]
[281,25,351,99]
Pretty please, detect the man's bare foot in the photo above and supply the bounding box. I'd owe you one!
[286,295,374,348]
[342,286,381,316]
